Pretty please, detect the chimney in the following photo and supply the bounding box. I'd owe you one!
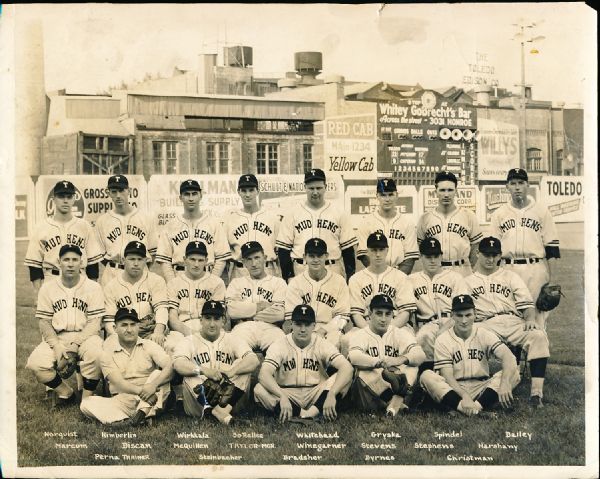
[198,53,217,94]
[474,84,491,107]
[294,52,322,86]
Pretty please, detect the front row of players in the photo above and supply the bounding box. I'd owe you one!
[27,229,550,425]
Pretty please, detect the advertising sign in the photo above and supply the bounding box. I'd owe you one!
[324,114,377,180]
[477,118,520,180]
[480,185,539,224]
[539,176,584,222]
[419,185,479,215]
[15,176,35,240]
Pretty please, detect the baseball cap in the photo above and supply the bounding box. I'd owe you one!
[107,175,129,190]
[185,241,208,257]
[304,238,328,255]
[59,244,83,258]
[180,179,201,194]
[201,301,225,318]
[452,294,475,311]
[435,170,458,186]
[370,294,395,311]
[304,168,326,184]
[367,232,389,249]
[478,236,502,255]
[238,174,259,189]
[419,237,443,256]
[507,168,529,182]
[114,307,140,323]
[291,304,316,324]
[124,241,147,257]
[53,180,76,196]
[241,241,264,258]
[376,178,397,194]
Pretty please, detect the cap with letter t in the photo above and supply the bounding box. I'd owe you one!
[367,232,389,249]
[201,300,225,318]
[304,238,328,255]
[370,294,395,311]
[376,177,397,194]
[185,241,208,257]
[452,294,475,311]
[291,304,316,324]
[241,241,264,258]
[478,236,502,255]
[59,244,83,257]
[419,237,442,256]
[53,180,76,196]
[506,168,529,182]
[107,175,129,190]
[304,168,326,184]
[238,174,259,189]
[180,179,201,194]
[124,241,147,257]
[435,170,458,185]
[114,307,140,323]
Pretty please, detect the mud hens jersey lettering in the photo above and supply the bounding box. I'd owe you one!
[490,199,559,259]
[464,269,534,320]
[173,331,253,374]
[155,213,231,267]
[104,271,169,323]
[276,201,357,260]
[409,270,468,321]
[167,273,226,321]
[348,326,420,361]
[417,208,482,262]
[225,209,280,261]
[356,211,419,266]
[36,277,105,332]
[433,326,505,380]
[285,271,350,324]
[94,208,157,263]
[263,334,341,387]
[349,267,416,317]
[25,217,103,271]
[226,275,287,324]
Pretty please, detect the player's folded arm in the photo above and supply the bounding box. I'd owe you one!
[348,347,379,369]
[38,317,62,348]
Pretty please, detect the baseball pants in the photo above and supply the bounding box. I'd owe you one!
[182,372,251,417]
[26,333,103,384]
[80,370,169,424]
[504,261,550,328]
[230,321,285,352]
[480,314,550,360]
[351,364,418,411]
[420,368,521,403]
[254,375,338,411]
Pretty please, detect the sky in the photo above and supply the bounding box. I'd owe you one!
[11,3,597,106]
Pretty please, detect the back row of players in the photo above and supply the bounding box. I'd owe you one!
[25,167,560,424]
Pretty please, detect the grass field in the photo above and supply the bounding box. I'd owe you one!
[14,241,586,467]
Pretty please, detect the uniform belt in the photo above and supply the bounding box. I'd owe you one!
[174,265,186,271]
[416,312,451,323]
[458,376,490,382]
[293,258,336,265]
[234,260,276,268]
[504,258,542,264]
[441,259,465,267]
[48,269,60,276]
[106,261,125,270]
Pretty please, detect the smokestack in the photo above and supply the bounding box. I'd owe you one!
[474,84,491,107]
[198,53,217,94]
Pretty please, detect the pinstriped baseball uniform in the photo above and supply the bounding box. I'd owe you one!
[225,208,280,263]
[356,211,419,267]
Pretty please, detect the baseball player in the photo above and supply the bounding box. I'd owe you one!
[103,241,170,347]
[172,301,260,425]
[348,232,416,331]
[490,168,560,328]
[276,168,357,282]
[348,294,426,416]
[464,236,550,408]
[165,240,226,351]
[156,179,231,282]
[26,244,104,406]
[94,175,157,287]
[80,307,173,427]
[226,241,286,353]
[410,237,468,369]
[254,304,353,423]
[25,180,103,292]
[416,170,482,277]
[284,238,350,348]
[420,294,520,416]
[356,178,419,274]
[224,174,281,280]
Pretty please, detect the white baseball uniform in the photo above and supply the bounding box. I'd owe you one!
[156,212,231,277]
[26,276,105,384]
[226,274,287,351]
[356,211,419,267]
[417,208,482,276]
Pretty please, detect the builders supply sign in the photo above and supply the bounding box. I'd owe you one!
[477,118,519,181]
[540,176,584,223]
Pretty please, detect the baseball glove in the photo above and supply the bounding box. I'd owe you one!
[536,283,564,311]
[56,352,78,379]
[138,314,156,338]
[197,375,236,408]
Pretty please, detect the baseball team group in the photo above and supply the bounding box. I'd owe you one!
[23,166,561,427]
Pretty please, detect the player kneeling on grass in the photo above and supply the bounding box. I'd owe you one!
[348,294,426,417]
[226,241,286,353]
[172,301,259,425]
[464,236,550,408]
[26,244,105,407]
[420,294,520,416]
[80,307,173,427]
[254,304,353,423]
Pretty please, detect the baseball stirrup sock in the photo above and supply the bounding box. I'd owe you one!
[418,361,434,375]
[529,358,548,378]
[230,387,245,406]
[83,378,100,391]
[380,388,394,403]
[45,373,63,390]
[477,388,499,409]
[440,390,462,410]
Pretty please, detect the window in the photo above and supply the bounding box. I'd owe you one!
[153,141,178,174]
[206,142,230,174]
[303,144,313,172]
[257,143,278,174]
[526,148,543,172]
[81,135,132,174]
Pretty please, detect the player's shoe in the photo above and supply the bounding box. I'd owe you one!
[385,396,408,417]
[477,410,498,419]
[50,390,77,409]
[129,410,148,426]
[529,395,544,409]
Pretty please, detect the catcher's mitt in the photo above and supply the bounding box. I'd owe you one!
[195,375,236,408]
[138,314,156,338]
[56,351,78,379]
[536,283,564,311]
[381,370,409,396]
